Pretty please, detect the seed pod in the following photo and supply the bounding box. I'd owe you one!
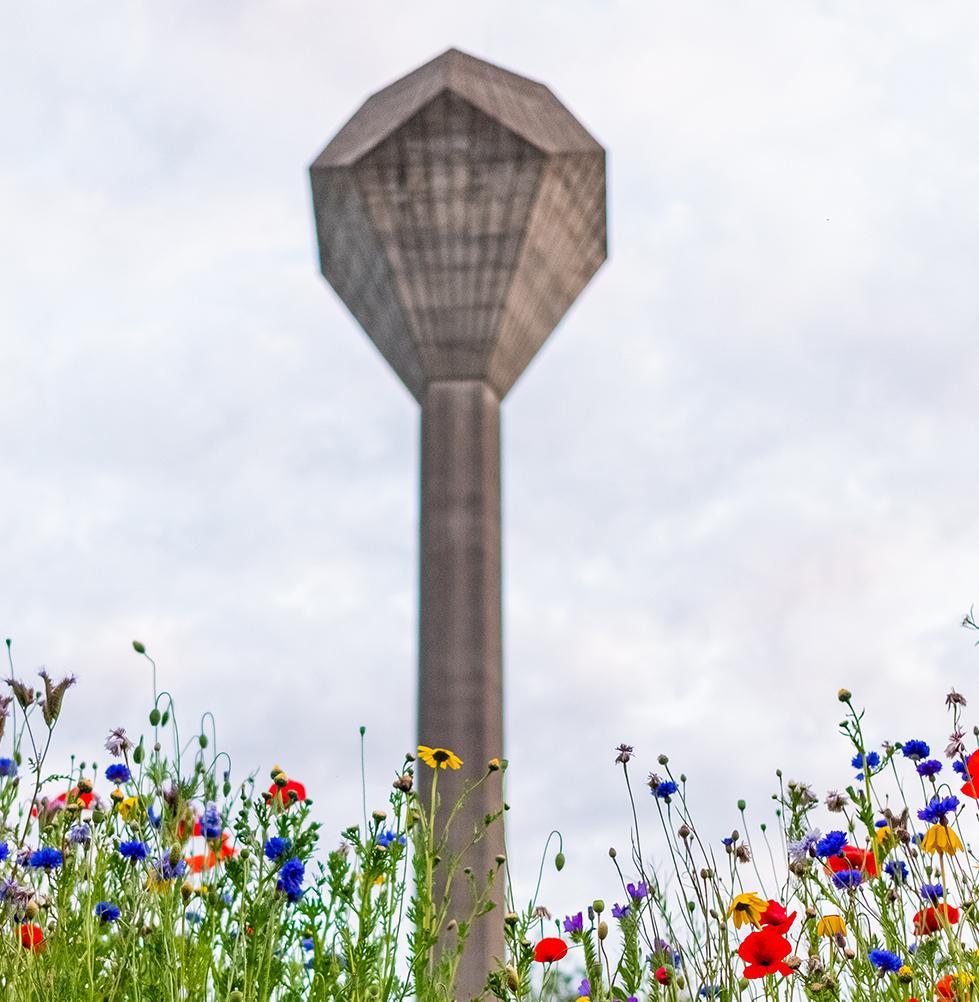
[598,921,608,940]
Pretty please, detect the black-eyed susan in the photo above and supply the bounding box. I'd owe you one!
[417,745,463,770]
[725,891,767,929]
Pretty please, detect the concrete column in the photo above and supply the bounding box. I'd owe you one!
[418,378,505,998]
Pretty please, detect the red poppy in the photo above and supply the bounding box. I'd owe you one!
[533,937,568,963]
[914,904,959,936]
[185,831,236,872]
[936,975,958,1000]
[961,750,979,799]
[655,966,671,985]
[761,900,797,935]
[19,924,44,952]
[269,778,307,806]
[825,845,878,877]
[737,927,793,979]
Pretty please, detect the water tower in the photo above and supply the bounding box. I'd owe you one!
[309,47,607,996]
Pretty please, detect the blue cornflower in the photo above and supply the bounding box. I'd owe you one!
[868,948,903,973]
[95,901,120,923]
[953,759,967,776]
[105,763,131,785]
[0,758,17,779]
[200,802,222,840]
[918,795,959,825]
[612,902,629,919]
[67,824,90,847]
[902,739,930,761]
[152,854,187,882]
[185,910,204,924]
[831,869,862,889]
[28,847,62,870]
[721,837,734,846]
[376,829,406,848]
[920,883,944,901]
[917,759,942,778]
[264,837,291,861]
[0,844,8,862]
[884,860,908,883]
[787,828,821,861]
[303,937,315,951]
[276,857,305,903]
[626,881,648,900]
[815,831,848,858]
[875,819,888,828]
[563,912,584,934]
[653,780,678,799]
[577,980,591,998]
[699,988,722,999]
[118,840,148,862]
[852,751,880,778]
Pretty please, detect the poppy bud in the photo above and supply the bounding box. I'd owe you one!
[133,641,146,654]
[198,734,208,749]
[598,920,608,940]
[160,710,169,726]
[608,847,616,859]
[133,744,144,765]
[240,849,250,861]
[223,781,231,797]
[657,754,669,765]
[700,868,713,880]
[149,709,161,726]
[737,799,746,811]
[555,851,565,871]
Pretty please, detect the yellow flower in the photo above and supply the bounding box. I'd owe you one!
[725,891,767,929]
[875,825,893,844]
[898,966,914,984]
[417,745,463,770]
[119,796,141,822]
[816,915,847,938]
[922,823,964,856]
[488,757,502,772]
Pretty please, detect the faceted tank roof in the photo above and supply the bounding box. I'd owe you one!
[310,47,607,401]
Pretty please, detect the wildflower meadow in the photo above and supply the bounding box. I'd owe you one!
[3,630,979,1002]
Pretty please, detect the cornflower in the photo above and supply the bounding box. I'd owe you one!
[104,727,133,757]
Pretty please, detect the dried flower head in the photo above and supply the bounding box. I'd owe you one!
[104,727,133,757]
[947,689,968,709]
[38,669,76,727]
[614,744,634,765]
[825,790,849,812]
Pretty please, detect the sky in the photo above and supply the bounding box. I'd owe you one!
[2,0,979,921]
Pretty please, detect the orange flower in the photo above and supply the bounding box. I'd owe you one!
[914,904,959,936]
[19,924,44,952]
[533,938,568,963]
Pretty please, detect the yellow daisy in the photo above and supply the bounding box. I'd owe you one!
[417,745,463,770]
[725,891,767,929]
[817,915,847,937]
[922,823,964,856]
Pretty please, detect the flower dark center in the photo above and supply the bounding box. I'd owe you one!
[433,750,450,763]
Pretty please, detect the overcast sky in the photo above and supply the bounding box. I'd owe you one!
[3,1,979,918]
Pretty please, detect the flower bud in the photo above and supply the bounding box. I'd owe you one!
[132,744,144,764]
[132,640,146,654]
[495,854,506,866]
[598,920,608,940]
[506,966,520,992]
[837,688,852,703]
[737,799,746,811]
[608,847,616,859]
[149,709,161,726]
[657,754,669,765]
[677,824,691,839]
[372,810,386,822]
[593,899,604,914]
[555,851,565,871]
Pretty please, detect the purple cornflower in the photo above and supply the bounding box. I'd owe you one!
[563,912,584,934]
[902,739,930,761]
[104,727,133,757]
[264,837,292,861]
[918,795,959,825]
[105,763,130,785]
[152,854,187,882]
[276,857,305,903]
[119,840,149,862]
[612,902,629,919]
[67,824,90,847]
[627,881,648,901]
[953,759,967,776]
[920,883,943,902]
[831,869,862,890]
[868,948,902,972]
[28,847,62,870]
[200,802,222,840]
[787,829,821,861]
[577,980,591,998]
[815,831,847,858]
[916,759,942,778]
